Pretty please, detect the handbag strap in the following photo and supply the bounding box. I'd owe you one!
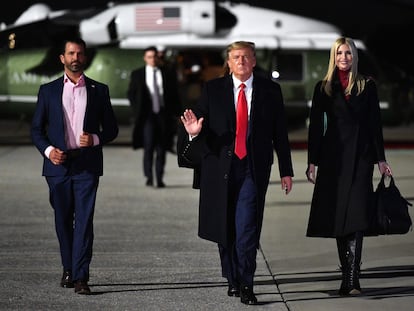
[379,173,394,189]
[379,173,413,207]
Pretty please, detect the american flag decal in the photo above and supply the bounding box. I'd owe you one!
[135,7,181,31]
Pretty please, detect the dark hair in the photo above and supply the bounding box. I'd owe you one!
[60,37,87,54]
[144,46,158,54]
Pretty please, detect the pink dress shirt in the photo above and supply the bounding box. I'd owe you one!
[62,74,88,149]
[44,74,98,159]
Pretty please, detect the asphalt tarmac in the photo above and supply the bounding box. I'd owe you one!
[0,124,413,310]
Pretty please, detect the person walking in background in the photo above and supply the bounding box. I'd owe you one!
[305,37,392,296]
[177,41,293,305]
[31,37,118,295]
[127,46,181,188]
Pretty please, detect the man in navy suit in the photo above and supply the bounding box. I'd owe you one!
[31,37,118,294]
[177,41,294,305]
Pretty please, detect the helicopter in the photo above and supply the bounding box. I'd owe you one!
[0,1,406,127]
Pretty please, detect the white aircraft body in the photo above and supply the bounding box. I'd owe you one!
[0,1,398,126]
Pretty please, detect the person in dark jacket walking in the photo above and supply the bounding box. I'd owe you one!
[305,37,392,296]
[127,46,181,188]
[31,37,118,294]
[177,41,294,305]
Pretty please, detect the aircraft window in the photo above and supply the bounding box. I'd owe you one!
[215,5,237,32]
[254,49,273,79]
[275,53,303,81]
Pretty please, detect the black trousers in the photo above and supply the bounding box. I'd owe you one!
[142,111,167,183]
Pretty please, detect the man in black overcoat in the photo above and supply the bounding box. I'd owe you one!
[128,46,181,187]
[177,41,294,305]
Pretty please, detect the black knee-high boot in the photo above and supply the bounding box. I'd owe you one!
[338,232,363,296]
[336,237,348,295]
[347,232,363,295]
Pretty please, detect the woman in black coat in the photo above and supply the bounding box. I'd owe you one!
[305,37,392,296]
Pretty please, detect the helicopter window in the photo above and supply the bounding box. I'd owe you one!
[274,53,303,81]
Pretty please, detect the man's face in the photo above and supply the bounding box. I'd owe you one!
[143,50,157,67]
[60,42,86,73]
[227,47,256,81]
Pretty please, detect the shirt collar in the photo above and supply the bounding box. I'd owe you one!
[231,74,253,89]
[146,65,158,71]
[64,73,85,86]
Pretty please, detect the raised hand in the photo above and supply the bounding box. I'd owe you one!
[180,109,204,137]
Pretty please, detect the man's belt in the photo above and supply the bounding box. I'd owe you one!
[66,149,82,159]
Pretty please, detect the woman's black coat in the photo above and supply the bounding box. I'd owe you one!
[306,77,386,238]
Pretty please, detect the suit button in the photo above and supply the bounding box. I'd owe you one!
[224,174,228,180]
[227,150,232,157]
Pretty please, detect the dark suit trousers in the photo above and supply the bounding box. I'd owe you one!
[46,171,99,282]
[219,156,258,287]
[142,111,166,183]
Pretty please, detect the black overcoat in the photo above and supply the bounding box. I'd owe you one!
[127,66,181,151]
[177,74,294,246]
[306,77,386,238]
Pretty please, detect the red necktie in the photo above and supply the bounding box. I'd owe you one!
[235,83,248,159]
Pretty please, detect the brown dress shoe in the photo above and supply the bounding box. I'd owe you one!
[74,280,91,295]
[60,270,74,288]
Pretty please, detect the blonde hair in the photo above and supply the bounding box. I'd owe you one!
[225,41,256,59]
[322,37,365,96]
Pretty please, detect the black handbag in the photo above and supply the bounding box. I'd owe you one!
[367,174,413,235]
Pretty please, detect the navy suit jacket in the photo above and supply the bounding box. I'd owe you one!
[31,75,119,176]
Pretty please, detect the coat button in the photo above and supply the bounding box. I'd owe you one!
[224,174,228,179]
[227,150,232,156]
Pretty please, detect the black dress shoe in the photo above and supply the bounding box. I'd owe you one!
[240,285,257,305]
[60,270,74,288]
[146,179,153,186]
[74,280,91,295]
[227,285,240,297]
[157,181,166,188]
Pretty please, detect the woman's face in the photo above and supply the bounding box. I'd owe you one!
[335,43,353,71]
